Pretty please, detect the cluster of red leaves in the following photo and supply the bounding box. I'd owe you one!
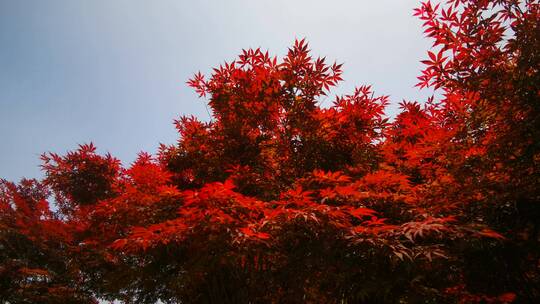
[0,179,97,303]
[1,0,539,303]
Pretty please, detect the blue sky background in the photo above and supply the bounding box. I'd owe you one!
[0,0,434,182]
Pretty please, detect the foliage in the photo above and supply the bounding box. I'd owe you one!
[1,0,539,303]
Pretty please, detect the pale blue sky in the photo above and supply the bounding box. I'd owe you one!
[0,0,433,182]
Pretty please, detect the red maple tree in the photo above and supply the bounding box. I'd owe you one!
[1,1,538,303]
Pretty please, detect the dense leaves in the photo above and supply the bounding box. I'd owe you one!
[1,0,539,303]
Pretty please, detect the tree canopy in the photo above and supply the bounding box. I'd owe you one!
[1,0,539,303]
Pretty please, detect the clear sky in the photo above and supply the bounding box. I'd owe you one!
[0,0,434,182]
